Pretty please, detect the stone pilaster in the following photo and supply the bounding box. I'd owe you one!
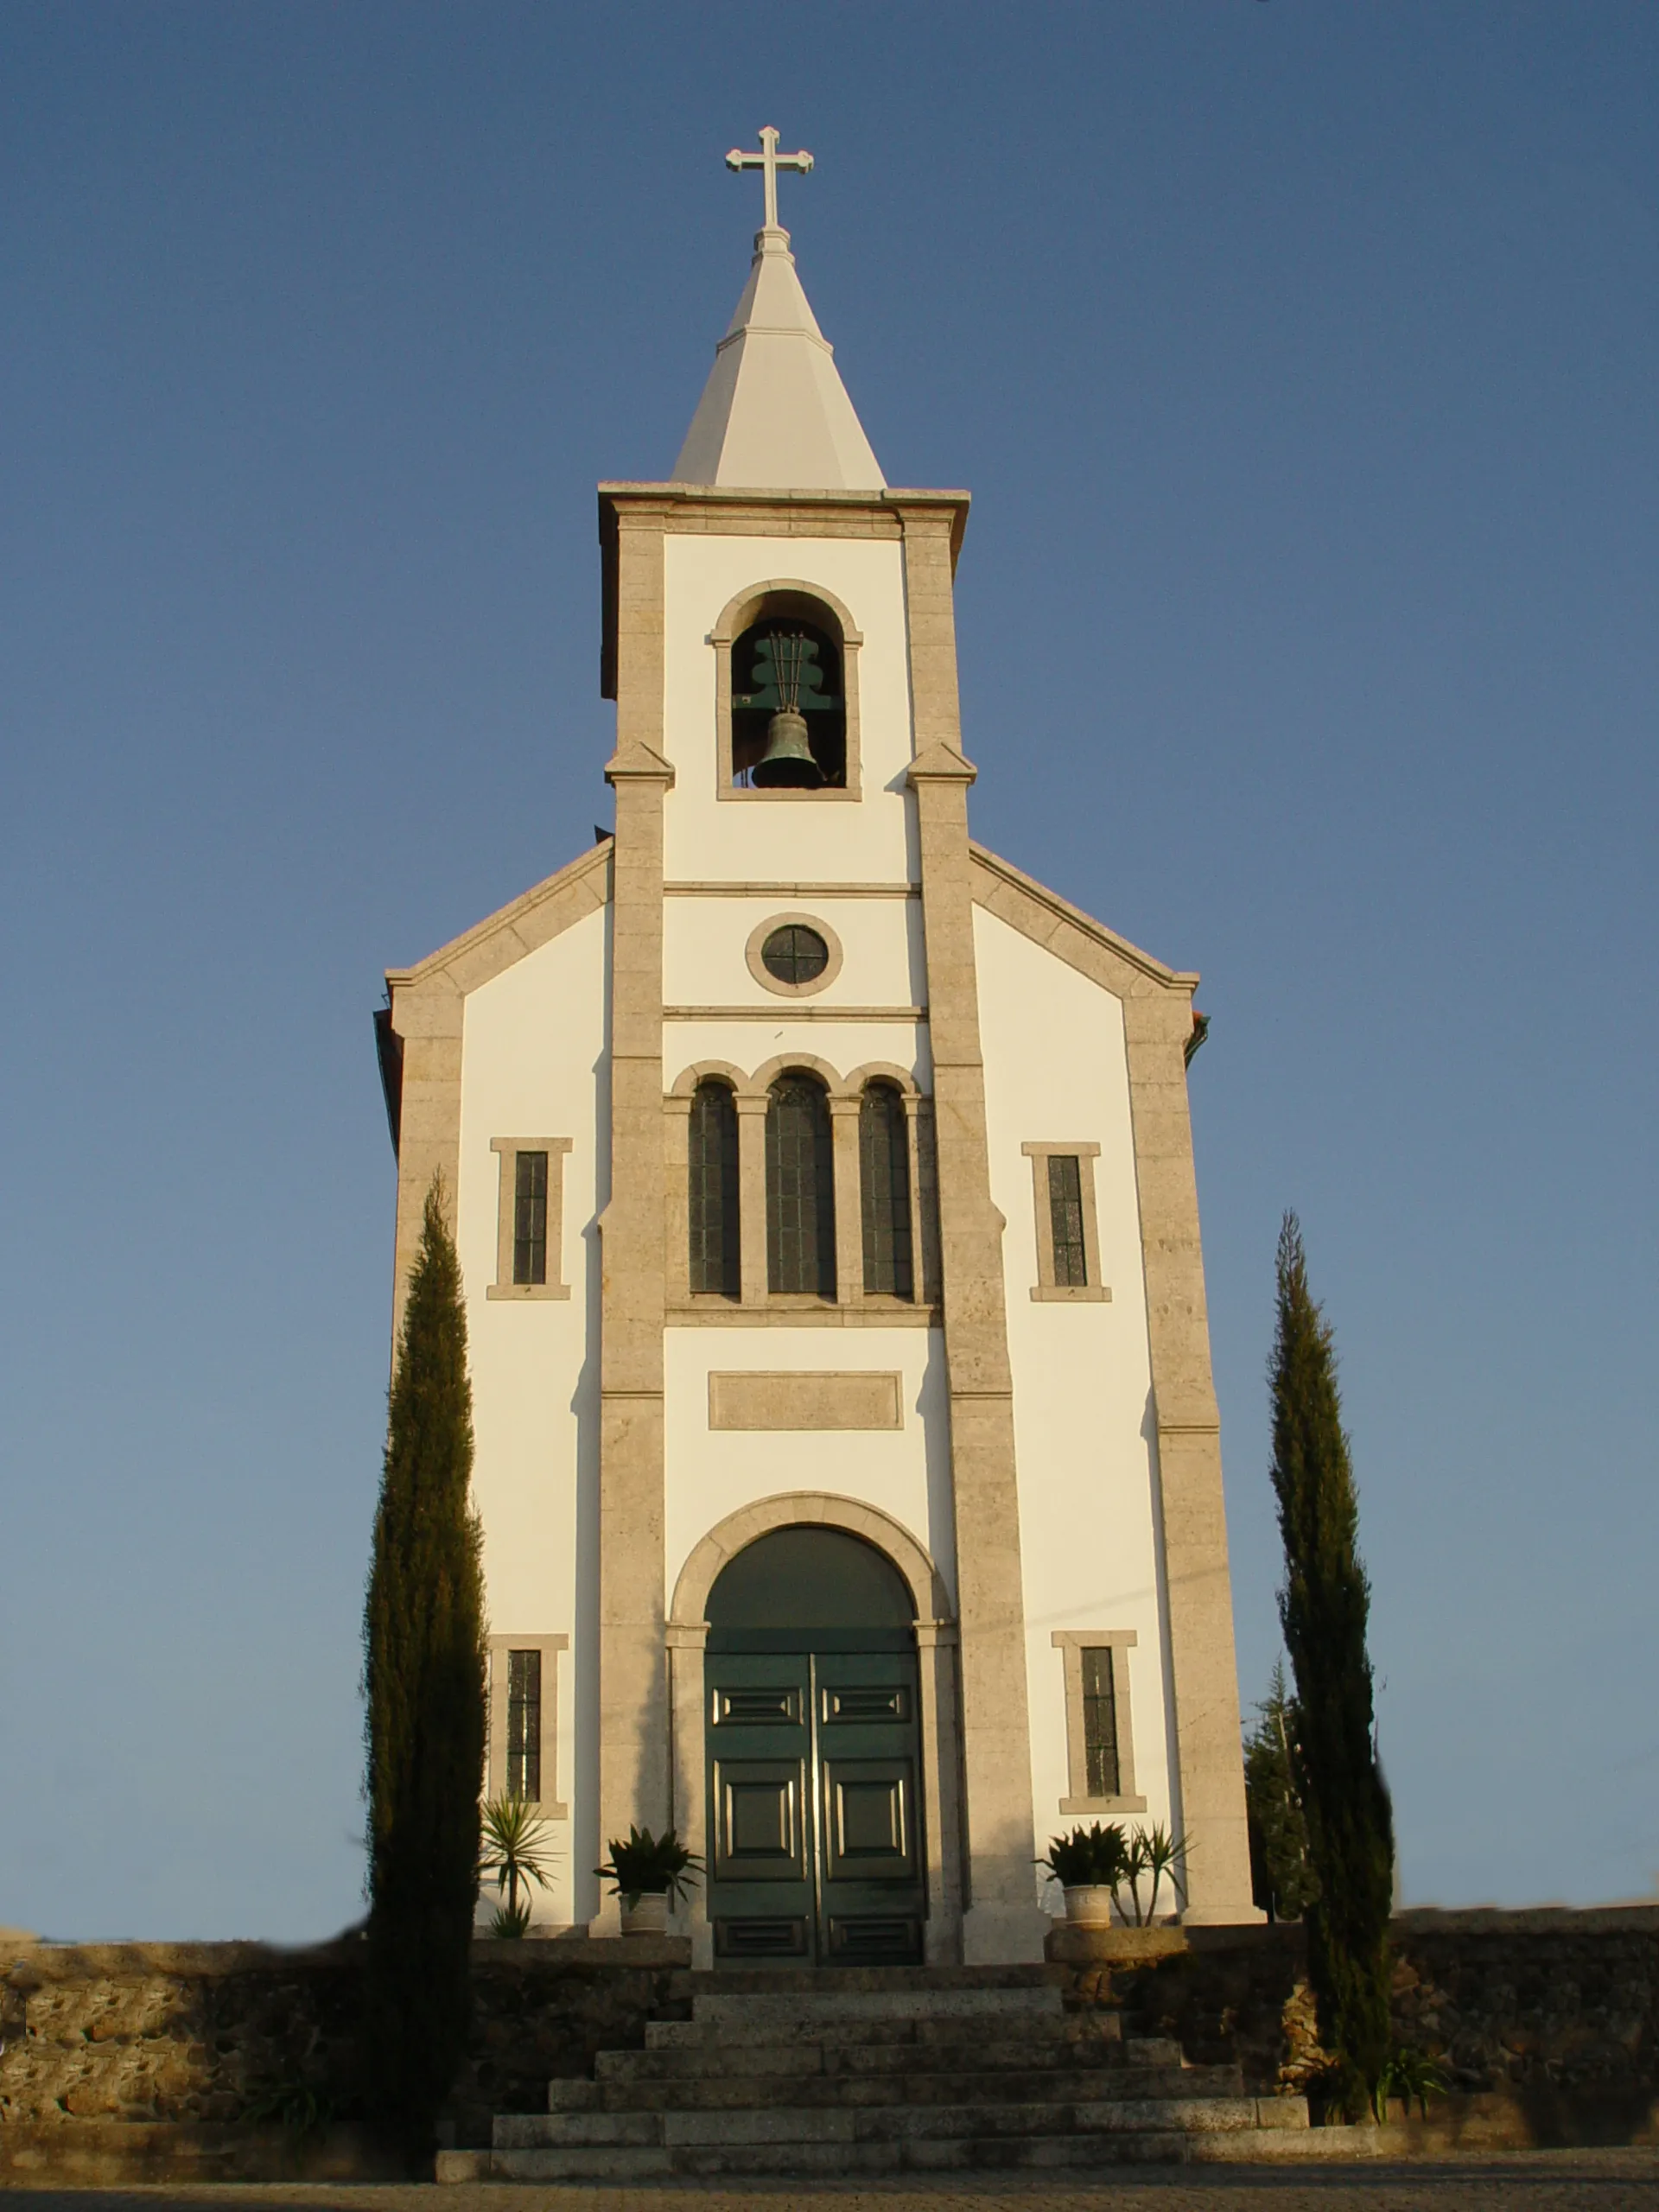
[1121,991,1259,1923]
[594,503,674,1929]
[900,505,1046,1964]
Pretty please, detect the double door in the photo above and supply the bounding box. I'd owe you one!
[705,1645,925,1965]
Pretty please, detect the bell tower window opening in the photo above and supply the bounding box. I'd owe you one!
[689,1079,741,1300]
[766,1072,836,1297]
[860,1083,914,1300]
[731,617,846,789]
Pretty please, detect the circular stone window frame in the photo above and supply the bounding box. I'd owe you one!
[746,913,845,1000]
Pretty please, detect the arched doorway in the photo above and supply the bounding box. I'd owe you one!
[704,1525,925,1964]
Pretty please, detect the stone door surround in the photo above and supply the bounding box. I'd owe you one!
[666,1491,963,1967]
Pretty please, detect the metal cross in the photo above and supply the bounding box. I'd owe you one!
[726,125,813,232]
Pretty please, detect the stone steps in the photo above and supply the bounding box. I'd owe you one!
[608,2032,1182,2078]
[455,2123,1333,2184]
[547,2063,1245,2111]
[499,2094,1294,2148]
[439,1962,1313,2182]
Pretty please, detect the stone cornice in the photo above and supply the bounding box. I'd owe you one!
[385,838,612,998]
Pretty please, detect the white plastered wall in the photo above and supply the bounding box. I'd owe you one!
[455,902,609,1929]
[664,893,924,1013]
[659,534,917,886]
[973,906,1176,1897]
[664,1327,956,1618]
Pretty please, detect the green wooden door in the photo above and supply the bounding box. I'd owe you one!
[813,1649,925,1964]
[705,1645,925,1964]
[706,1652,814,1959]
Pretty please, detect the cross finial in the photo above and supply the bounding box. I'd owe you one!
[725,124,813,236]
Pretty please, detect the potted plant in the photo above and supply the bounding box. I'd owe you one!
[1036,1821,1131,1924]
[479,1793,557,1937]
[594,1824,702,1935]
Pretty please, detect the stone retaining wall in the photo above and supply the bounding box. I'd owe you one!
[1050,1906,1659,2147]
[0,1935,689,2180]
[3,1910,1655,2180]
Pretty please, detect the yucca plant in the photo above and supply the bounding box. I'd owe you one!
[480,1793,556,1936]
[1122,1824,1190,1925]
[1376,2044,1449,2121]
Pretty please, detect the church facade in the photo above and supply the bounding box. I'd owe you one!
[376,143,1258,1965]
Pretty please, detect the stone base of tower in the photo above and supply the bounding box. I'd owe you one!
[961,1901,1052,1964]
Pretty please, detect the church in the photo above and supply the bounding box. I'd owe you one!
[375,130,1257,1967]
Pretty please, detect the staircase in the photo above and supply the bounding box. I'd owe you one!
[439,1965,1322,2180]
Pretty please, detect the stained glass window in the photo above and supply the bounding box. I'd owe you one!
[689,1081,741,1298]
[766,1074,836,1297]
[859,1084,913,1299]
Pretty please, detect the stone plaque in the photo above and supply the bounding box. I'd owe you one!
[707,1370,904,1432]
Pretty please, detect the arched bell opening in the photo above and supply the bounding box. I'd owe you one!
[730,594,847,789]
[702,1523,928,1966]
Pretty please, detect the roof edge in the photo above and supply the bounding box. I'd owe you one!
[386,837,613,994]
[969,841,1198,995]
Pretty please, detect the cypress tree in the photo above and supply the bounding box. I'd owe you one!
[1268,1213,1394,2120]
[361,1175,486,2152]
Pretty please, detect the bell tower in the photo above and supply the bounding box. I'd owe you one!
[590,131,1059,1962]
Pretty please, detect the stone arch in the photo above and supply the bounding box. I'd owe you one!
[667,1058,747,1101]
[671,1491,953,1629]
[709,577,863,653]
[747,1050,854,1103]
[843,1059,925,1100]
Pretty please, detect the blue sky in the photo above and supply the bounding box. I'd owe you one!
[3,3,1654,1938]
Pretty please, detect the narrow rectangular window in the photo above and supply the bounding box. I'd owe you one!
[1053,1630,1144,1815]
[512,1151,548,1286]
[1047,1154,1088,1287]
[487,1632,567,1813]
[506,1649,542,1800]
[490,1139,570,1301]
[1080,1645,1120,1799]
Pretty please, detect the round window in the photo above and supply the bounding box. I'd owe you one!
[760,925,830,987]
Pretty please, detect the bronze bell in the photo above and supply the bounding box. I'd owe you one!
[751,708,823,789]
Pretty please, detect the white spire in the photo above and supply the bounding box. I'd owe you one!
[671,130,885,491]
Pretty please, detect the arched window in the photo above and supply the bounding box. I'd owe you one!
[731,612,846,788]
[859,1084,913,1300]
[766,1073,836,1297]
[688,1080,740,1299]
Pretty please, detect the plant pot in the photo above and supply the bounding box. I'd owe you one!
[1062,1885,1118,1926]
[620,1892,670,1936]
